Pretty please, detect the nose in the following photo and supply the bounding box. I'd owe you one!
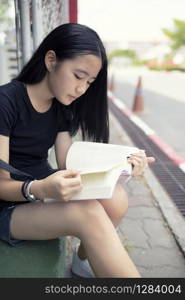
[76,82,88,96]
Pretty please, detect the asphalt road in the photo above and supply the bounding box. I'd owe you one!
[111,67,185,158]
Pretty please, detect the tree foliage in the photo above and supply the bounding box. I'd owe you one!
[0,0,13,30]
[108,48,137,63]
[162,19,185,50]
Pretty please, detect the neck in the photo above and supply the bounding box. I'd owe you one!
[26,78,54,112]
[27,77,53,102]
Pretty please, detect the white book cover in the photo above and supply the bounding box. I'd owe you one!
[66,141,141,200]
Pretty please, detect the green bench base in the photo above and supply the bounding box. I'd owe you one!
[0,238,66,278]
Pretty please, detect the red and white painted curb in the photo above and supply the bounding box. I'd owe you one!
[108,90,185,173]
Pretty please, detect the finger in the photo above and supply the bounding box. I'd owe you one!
[68,184,84,199]
[128,158,141,169]
[64,175,82,188]
[132,154,155,163]
[129,155,147,164]
[147,157,155,163]
[62,169,81,178]
[128,156,145,166]
[129,155,144,162]
[131,152,146,158]
[129,157,147,176]
[61,184,84,201]
[128,158,140,171]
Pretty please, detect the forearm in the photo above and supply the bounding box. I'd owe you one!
[0,178,44,202]
[0,170,82,204]
[55,132,72,170]
[0,178,25,202]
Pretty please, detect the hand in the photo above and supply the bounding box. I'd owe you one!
[35,170,83,202]
[127,151,155,176]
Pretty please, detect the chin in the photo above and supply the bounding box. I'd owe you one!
[56,98,69,106]
[65,102,73,106]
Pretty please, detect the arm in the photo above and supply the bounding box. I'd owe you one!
[0,134,82,203]
[54,131,73,170]
[0,135,26,202]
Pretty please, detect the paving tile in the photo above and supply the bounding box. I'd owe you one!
[143,219,177,248]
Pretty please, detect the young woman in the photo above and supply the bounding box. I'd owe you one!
[0,23,155,278]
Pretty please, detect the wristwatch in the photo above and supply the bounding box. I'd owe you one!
[22,180,38,202]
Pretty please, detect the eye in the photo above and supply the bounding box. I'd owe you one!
[74,74,83,80]
[74,74,94,86]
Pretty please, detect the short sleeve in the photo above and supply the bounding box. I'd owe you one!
[0,91,17,137]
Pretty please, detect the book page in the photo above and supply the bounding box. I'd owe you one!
[70,163,125,200]
[66,141,140,174]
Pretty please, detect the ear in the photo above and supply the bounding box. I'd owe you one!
[45,50,57,72]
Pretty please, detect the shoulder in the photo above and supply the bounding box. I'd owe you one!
[0,80,23,100]
[0,80,24,110]
[0,80,24,122]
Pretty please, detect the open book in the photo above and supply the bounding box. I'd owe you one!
[66,141,142,200]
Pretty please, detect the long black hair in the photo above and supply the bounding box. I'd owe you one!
[15,23,109,143]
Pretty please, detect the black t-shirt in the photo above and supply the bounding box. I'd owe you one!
[0,80,71,208]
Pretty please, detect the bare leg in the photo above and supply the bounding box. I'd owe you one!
[10,198,140,277]
[78,183,129,259]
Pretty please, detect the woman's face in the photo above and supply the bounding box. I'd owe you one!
[46,53,102,105]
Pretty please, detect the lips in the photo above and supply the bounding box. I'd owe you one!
[68,95,76,101]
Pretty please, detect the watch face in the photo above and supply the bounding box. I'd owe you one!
[28,194,37,202]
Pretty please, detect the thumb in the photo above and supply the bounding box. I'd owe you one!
[62,169,81,178]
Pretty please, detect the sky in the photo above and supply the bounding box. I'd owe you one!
[78,0,185,44]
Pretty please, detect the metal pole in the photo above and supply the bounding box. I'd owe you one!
[31,0,43,51]
[19,0,32,66]
[14,0,22,72]
[61,0,70,24]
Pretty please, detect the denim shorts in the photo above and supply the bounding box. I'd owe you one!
[0,167,59,247]
[0,205,25,247]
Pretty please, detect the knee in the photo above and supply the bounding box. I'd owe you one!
[74,200,111,238]
[99,183,128,226]
[116,184,128,216]
[80,200,108,224]
[113,184,128,220]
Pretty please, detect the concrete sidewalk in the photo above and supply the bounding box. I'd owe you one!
[64,112,185,278]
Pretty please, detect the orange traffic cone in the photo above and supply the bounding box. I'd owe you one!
[132,76,144,114]
[109,74,115,92]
